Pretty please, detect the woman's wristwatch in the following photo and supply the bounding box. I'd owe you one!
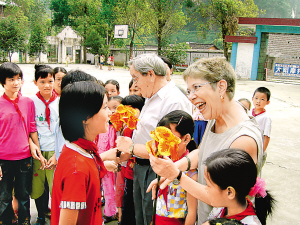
[173,170,183,185]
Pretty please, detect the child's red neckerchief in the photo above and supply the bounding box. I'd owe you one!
[158,149,190,211]
[221,197,256,221]
[53,89,59,97]
[36,92,58,129]
[3,93,22,119]
[3,93,27,134]
[252,108,266,117]
[73,138,107,179]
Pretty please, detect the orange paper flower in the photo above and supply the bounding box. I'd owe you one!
[146,126,181,161]
[110,104,138,131]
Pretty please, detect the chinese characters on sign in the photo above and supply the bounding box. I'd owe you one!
[274,63,300,78]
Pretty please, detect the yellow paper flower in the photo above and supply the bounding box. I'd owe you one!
[110,104,139,131]
[146,126,181,161]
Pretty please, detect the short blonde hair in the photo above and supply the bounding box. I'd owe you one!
[183,57,236,100]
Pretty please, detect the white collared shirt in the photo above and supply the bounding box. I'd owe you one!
[132,80,192,145]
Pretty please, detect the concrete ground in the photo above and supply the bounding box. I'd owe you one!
[1,63,299,224]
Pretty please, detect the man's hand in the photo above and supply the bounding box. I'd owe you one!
[116,136,133,154]
[46,154,57,170]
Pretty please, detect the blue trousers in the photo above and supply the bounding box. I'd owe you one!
[0,157,32,225]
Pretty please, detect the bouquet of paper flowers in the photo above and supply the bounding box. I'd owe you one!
[146,126,181,225]
[110,104,139,171]
[110,104,139,132]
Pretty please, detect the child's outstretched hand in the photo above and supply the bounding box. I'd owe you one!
[46,154,57,170]
[104,160,118,172]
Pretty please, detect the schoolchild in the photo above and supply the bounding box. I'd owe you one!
[238,98,251,113]
[129,79,142,97]
[97,95,123,223]
[53,67,67,96]
[0,62,40,225]
[153,110,198,225]
[104,79,120,97]
[54,70,97,161]
[31,65,59,225]
[204,149,275,225]
[120,95,145,225]
[100,54,105,70]
[51,81,111,225]
[252,87,272,153]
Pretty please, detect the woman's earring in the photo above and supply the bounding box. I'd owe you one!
[220,95,224,102]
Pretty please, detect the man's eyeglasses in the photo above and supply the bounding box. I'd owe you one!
[186,82,214,96]
[132,74,142,83]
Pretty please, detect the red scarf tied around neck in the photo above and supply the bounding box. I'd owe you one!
[73,138,107,179]
[221,198,256,221]
[36,92,57,129]
[3,93,22,119]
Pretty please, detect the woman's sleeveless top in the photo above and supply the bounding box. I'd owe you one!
[197,118,263,224]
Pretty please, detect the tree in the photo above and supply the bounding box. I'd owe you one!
[28,24,48,62]
[51,0,103,63]
[160,42,189,66]
[28,0,51,62]
[190,0,259,60]
[146,0,187,55]
[113,0,149,58]
[0,13,28,62]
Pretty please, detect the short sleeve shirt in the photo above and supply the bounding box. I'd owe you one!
[51,142,103,225]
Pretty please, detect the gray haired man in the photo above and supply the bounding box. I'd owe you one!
[117,54,192,225]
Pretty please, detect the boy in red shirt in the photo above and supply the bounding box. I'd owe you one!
[0,62,41,225]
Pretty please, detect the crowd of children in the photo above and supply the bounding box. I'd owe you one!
[0,58,274,225]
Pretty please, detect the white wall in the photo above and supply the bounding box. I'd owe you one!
[235,43,254,79]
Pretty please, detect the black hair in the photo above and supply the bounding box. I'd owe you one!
[205,149,275,225]
[0,62,23,87]
[253,87,271,101]
[157,110,197,151]
[53,67,67,80]
[97,79,105,87]
[121,95,145,112]
[105,79,120,92]
[159,56,172,69]
[108,95,123,103]
[129,79,134,89]
[59,81,106,142]
[61,70,96,90]
[207,218,243,225]
[34,64,54,81]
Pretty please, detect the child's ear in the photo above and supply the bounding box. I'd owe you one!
[227,186,236,200]
[266,100,270,105]
[34,80,37,86]
[183,134,191,144]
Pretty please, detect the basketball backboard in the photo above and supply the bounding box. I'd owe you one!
[114,25,128,39]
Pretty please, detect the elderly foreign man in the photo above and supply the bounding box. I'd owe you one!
[116,54,192,225]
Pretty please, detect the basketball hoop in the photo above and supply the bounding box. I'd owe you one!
[114,25,128,39]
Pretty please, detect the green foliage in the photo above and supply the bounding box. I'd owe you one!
[161,42,189,66]
[28,23,48,59]
[189,0,259,60]
[0,12,28,62]
[146,0,187,54]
